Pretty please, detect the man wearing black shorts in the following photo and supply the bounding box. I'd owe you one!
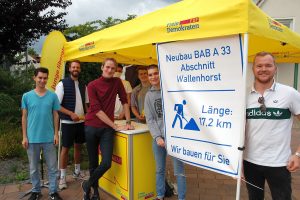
[55,60,89,190]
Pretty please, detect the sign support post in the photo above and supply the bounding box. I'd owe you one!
[235,33,249,200]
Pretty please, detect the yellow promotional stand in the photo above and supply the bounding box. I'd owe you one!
[98,121,156,200]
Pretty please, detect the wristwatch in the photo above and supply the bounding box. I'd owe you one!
[295,152,300,158]
[126,120,131,125]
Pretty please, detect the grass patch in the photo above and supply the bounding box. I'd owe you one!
[0,120,91,184]
[0,120,29,184]
[0,176,15,184]
[9,163,19,173]
[0,130,24,160]
[15,171,29,181]
[0,157,29,184]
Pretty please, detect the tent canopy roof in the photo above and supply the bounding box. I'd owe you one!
[63,0,300,64]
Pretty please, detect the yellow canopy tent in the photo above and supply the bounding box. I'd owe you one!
[59,0,300,65]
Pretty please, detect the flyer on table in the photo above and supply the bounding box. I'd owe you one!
[157,34,245,177]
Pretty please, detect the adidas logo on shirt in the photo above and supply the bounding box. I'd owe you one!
[246,108,291,119]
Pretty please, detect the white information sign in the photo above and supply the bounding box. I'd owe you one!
[157,34,245,177]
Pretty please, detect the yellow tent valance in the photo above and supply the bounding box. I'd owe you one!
[43,0,300,65]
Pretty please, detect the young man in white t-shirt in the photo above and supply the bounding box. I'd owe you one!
[114,64,132,120]
[244,52,300,200]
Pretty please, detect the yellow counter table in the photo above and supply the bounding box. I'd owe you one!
[98,121,156,200]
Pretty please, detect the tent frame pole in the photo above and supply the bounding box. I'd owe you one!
[236,33,249,200]
[57,65,65,174]
[294,63,298,90]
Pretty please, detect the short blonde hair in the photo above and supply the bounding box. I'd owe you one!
[253,52,275,65]
[102,58,117,67]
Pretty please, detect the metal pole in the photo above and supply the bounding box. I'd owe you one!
[58,121,62,172]
[57,64,65,173]
[294,63,298,90]
[236,33,249,200]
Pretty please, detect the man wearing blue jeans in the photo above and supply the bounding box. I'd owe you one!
[21,67,62,200]
[82,58,134,200]
[144,65,186,200]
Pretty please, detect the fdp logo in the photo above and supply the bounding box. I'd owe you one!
[166,17,200,33]
[268,18,283,32]
[79,41,95,51]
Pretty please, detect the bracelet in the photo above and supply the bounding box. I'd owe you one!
[295,152,300,158]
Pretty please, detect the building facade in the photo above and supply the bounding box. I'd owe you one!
[247,0,300,90]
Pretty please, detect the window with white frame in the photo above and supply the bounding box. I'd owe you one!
[253,0,265,7]
[275,18,294,30]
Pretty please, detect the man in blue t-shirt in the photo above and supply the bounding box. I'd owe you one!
[21,67,62,200]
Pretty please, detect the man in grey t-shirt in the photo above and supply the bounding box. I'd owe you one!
[131,66,150,123]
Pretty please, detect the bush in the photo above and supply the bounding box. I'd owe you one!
[0,66,35,124]
[0,120,17,135]
[0,93,20,123]
[15,171,29,181]
[0,128,24,159]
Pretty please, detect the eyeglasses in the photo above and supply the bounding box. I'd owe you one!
[258,96,267,113]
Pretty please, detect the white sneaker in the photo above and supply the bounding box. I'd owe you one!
[58,177,67,190]
[172,183,178,195]
[73,171,84,180]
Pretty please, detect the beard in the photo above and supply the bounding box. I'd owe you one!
[71,71,79,77]
[255,74,274,84]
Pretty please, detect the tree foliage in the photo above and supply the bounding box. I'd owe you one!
[63,14,136,41]
[0,0,72,62]
[27,47,39,57]
[64,62,102,86]
[0,66,35,123]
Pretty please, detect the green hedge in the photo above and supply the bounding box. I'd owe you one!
[0,128,24,159]
[0,93,20,124]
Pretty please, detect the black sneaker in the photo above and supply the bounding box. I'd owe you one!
[81,180,91,200]
[49,192,63,200]
[28,192,42,200]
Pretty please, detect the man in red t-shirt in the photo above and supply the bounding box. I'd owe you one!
[82,58,134,200]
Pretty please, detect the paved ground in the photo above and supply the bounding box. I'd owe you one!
[0,129,299,200]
